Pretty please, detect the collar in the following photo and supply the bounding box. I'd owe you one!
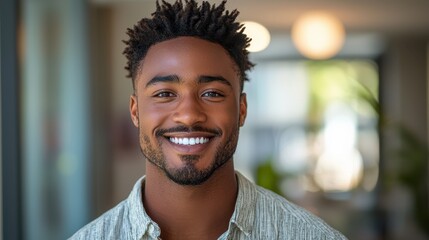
[127,172,257,239]
[127,176,161,239]
[228,172,257,236]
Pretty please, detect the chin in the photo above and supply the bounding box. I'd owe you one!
[163,155,230,186]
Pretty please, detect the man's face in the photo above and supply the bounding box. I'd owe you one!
[130,37,247,185]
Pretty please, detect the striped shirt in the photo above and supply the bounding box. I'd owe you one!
[69,172,347,239]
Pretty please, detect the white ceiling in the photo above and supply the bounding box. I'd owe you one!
[92,0,429,35]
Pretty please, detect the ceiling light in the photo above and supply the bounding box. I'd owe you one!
[292,11,345,59]
[242,21,271,52]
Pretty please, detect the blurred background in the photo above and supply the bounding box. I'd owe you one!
[1,0,429,239]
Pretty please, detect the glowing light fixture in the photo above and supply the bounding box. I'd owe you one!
[291,11,345,59]
[242,21,271,52]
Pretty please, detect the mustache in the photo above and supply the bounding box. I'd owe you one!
[155,125,222,137]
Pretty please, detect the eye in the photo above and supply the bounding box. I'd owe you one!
[153,91,176,98]
[202,91,224,98]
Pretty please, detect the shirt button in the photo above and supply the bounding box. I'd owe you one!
[148,224,155,233]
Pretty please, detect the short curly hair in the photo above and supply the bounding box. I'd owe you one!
[123,0,254,91]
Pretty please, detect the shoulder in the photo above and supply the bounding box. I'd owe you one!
[252,186,347,239]
[69,177,148,240]
[68,200,130,240]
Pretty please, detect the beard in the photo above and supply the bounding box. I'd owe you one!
[139,125,239,185]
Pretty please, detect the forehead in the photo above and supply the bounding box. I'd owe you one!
[137,37,240,88]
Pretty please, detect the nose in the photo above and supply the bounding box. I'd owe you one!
[172,95,207,126]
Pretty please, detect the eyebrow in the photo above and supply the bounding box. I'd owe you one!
[145,75,180,88]
[198,75,232,87]
[145,74,232,88]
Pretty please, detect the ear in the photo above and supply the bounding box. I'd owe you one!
[239,93,247,127]
[130,94,139,127]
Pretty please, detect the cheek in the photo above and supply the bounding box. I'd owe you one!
[207,100,241,127]
[138,101,172,130]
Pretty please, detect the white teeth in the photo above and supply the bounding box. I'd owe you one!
[169,137,209,145]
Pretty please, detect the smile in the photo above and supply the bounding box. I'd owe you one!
[169,137,210,145]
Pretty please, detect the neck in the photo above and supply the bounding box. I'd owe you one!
[143,161,238,240]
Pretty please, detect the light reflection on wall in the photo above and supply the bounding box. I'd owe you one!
[314,103,363,192]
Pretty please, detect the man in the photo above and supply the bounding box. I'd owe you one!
[71,0,347,239]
